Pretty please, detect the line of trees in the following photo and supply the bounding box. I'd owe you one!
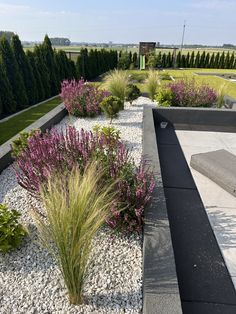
[0,34,76,116]
[76,48,118,80]
[148,51,236,69]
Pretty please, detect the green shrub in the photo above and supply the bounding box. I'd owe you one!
[100,96,123,123]
[103,69,129,103]
[125,84,141,104]
[155,87,173,107]
[93,124,120,144]
[0,204,27,253]
[34,163,117,304]
[146,70,160,101]
[11,129,39,158]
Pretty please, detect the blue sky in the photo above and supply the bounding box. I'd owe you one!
[0,0,235,44]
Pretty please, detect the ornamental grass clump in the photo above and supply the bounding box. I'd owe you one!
[146,70,160,101]
[33,163,117,305]
[103,69,129,104]
[60,79,109,117]
[15,126,155,233]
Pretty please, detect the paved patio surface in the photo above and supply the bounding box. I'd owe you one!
[176,130,236,288]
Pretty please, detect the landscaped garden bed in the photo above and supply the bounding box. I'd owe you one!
[0,92,154,313]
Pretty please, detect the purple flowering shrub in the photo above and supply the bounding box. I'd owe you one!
[15,126,155,233]
[60,79,109,117]
[167,78,217,107]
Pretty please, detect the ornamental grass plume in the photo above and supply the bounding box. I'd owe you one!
[103,69,129,103]
[145,70,160,101]
[33,163,117,305]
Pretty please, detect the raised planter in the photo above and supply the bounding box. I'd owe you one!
[0,103,66,173]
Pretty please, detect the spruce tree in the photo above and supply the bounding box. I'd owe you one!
[190,51,195,68]
[0,36,28,110]
[42,35,59,95]
[0,59,16,114]
[11,35,37,106]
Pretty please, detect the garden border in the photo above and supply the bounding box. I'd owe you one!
[0,103,67,173]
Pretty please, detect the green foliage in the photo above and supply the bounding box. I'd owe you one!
[145,70,160,101]
[0,60,16,114]
[159,72,172,81]
[93,124,121,144]
[0,204,27,253]
[125,84,141,104]
[103,69,129,103]
[100,96,122,123]
[155,86,173,107]
[0,36,28,111]
[147,52,157,69]
[34,164,117,304]
[12,130,39,158]
[118,51,132,70]
[216,82,227,108]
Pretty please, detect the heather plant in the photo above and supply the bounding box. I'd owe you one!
[11,129,39,158]
[103,69,129,103]
[34,164,117,304]
[60,79,109,117]
[0,204,27,253]
[15,126,155,233]
[100,96,123,123]
[167,78,217,107]
[125,84,141,104]
[155,86,173,107]
[145,70,160,101]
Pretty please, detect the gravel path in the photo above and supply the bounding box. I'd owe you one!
[0,97,154,314]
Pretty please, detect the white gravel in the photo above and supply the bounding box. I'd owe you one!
[0,97,155,314]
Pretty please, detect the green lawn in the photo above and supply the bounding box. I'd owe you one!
[127,69,236,98]
[0,96,61,145]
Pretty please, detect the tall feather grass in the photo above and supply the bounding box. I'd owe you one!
[146,70,160,101]
[33,163,117,305]
[103,69,129,102]
[217,82,227,108]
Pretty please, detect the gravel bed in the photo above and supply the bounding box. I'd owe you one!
[0,97,154,314]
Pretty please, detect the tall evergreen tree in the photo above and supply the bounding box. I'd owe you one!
[229,53,235,69]
[219,52,225,69]
[214,52,220,68]
[0,36,28,111]
[156,52,162,67]
[189,51,195,68]
[132,52,138,67]
[205,52,210,68]
[11,35,37,106]
[195,51,201,68]
[26,50,44,101]
[199,51,206,68]
[162,53,167,68]
[0,60,16,114]
[185,52,190,68]
[166,52,172,68]
[34,45,51,98]
[176,51,181,68]
[225,51,230,69]
[42,35,59,95]
[209,53,215,68]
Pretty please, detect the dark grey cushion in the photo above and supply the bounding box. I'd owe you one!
[190,149,236,197]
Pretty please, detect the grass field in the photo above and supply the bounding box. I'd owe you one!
[126,69,236,98]
[0,96,61,145]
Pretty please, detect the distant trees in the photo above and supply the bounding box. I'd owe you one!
[49,37,71,46]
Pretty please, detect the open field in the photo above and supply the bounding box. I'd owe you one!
[0,96,61,145]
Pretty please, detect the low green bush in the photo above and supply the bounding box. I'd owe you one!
[11,129,39,158]
[125,84,141,104]
[100,96,123,123]
[0,204,27,253]
[93,124,120,145]
[155,87,173,107]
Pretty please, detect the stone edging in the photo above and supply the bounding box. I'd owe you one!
[0,103,67,173]
[142,106,182,314]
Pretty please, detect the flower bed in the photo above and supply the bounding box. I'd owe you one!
[0,96,155,313]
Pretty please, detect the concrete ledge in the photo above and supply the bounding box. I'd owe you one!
[142,106,182,314]
[0,103,67,173]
